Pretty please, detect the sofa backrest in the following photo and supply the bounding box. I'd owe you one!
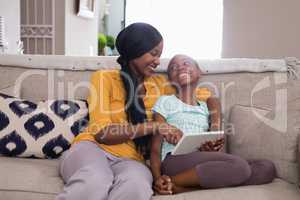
[0,57,299,184]
[0,66,296,121]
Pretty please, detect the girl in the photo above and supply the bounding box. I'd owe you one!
[150,54,276,195]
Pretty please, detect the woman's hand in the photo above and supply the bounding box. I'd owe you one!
[157,123,183,145]
[153,175,173,195]
[199,137,225,152]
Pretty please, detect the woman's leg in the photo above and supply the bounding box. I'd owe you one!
[108,159,153,200]
[55,141,114,200]
[162,151,252,189]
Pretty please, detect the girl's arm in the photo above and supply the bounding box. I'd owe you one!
[150,113,166,180]
[207,97,221,131]
[200,97,224,152]
[151,133,163,180]
[151,113,175,195]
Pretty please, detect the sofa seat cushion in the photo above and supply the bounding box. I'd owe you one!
[0,157,299,200]
[0,191,56,200]
[0,157,63,195]
[153,179,300,200]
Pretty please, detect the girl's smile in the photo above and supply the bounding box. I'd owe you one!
[168,54,202,87]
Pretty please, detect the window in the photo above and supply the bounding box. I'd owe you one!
[126,0,223,59]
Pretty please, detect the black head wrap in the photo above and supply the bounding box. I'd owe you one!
[116,23,162,159]
[116,22,162,64]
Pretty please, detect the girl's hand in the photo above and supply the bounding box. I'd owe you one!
[210,123,221,131]
[157,123,183,145]
[153,175,173,195]
[199,137,225,152]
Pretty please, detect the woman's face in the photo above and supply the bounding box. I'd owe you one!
[129,40,163,78]
[167,55,202,87]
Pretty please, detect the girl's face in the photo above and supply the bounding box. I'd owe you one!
[129,40,163,78]
[168,55,202,87]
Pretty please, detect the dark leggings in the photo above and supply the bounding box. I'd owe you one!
[161,151,276,189]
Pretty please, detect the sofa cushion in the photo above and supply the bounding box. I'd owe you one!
[152,179,300,200]
[0,157,299,200]
[0,191,56,200]
[0,93,88,158]
[228,105,299,184]
[0,157,63,195]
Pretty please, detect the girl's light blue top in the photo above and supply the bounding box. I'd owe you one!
[152,95,209,160]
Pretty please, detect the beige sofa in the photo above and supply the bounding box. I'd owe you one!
[0,55,299,200]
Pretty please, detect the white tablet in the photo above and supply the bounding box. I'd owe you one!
[171,131,224,155]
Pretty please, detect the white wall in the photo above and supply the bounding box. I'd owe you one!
[106,0,124,38]
[222,0,300,59]
[0,0,20,54]
[98,0,107,33]
[65,0,100,56]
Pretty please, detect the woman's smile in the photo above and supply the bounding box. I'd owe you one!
[147,64,158,73]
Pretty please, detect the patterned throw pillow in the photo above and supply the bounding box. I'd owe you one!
[0,93,89,159]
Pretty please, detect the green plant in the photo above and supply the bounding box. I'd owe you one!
[106,35,115,50]
[98,33,107,52]
[98,33,116,55]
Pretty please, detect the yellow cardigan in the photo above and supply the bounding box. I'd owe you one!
[73,70,211,162]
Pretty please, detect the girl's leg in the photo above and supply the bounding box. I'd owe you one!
[55,141,114,200]
[162,152,276,190]
[108,159,153,200]
[242,159,276,185]
[162,151,252,189]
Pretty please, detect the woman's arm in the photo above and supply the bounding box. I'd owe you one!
[87,71,158,145]
[88,71,160,145]
[95,122,159,145]
[90,71,182,145]
[207,97,221,131]
[94,116,183,145]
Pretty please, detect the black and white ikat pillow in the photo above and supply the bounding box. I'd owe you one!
[0,93,89,159]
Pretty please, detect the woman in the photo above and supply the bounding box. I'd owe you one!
[56,23,194,200]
